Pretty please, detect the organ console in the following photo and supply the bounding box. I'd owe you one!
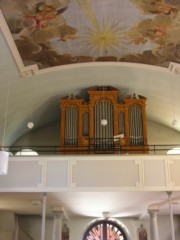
[60,86,148,154]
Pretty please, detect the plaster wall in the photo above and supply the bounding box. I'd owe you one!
[69,217,149,240]
[0,231,14,240]
[18,215,180,240]
[13,121,60,147]
[147,121,180,145]
[13,120,180,147]
[157,215,180,240]
[18,215,53,240]
[0,212,15,240]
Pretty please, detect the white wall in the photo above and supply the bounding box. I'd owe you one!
[18,215,180,240]
[18,215,53,240]
[10,120,180,240]
[158,215,180,240]
[147,121,180,145]
[13,120,180,147]
[19,216,144,240]
[73,215,180,240]
[69,217,149,240]
[0,212,15,240]
[13,121,60,147]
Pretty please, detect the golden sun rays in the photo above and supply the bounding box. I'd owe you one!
[75,0,126,56]
[82,19,126,56]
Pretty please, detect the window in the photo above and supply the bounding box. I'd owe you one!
[83,220,127,240]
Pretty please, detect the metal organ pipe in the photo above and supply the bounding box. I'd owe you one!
[60,87,148,154]
[119,112,125,135]
[65,106,78,146]
[94,100,113,148]
[129,105,144,146]
[102,101,106,145]
[64,108,68,145]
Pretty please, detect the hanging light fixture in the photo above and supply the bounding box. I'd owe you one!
[0,81,10,175]
[27,80,35,130]
[0,149,9,175]
[27,121,34,129]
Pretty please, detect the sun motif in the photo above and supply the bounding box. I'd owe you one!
[82,20,126,56]
[75,0,126,56]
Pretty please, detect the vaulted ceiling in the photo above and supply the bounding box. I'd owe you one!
[0,0,180,146]
[0,0,180,219]
[0,0,180,144]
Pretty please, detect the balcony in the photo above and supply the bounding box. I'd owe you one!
[0,145,180,192]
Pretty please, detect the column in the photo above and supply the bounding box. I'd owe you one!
[148,209,159,240]
[41,193,47,240]
[167,191,176,240]
[52,210,63,240]
[14,214,19,240]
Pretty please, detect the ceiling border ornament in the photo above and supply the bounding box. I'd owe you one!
[0,9,39,79]
[0,9,178,79]
[168,62,180,75]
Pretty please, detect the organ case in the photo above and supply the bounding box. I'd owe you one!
[60,86,148,154]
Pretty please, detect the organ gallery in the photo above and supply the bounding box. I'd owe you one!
[60,86,148,154]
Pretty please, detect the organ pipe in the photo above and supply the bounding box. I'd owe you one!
[60,86,148,154]
[94,100,113,148]
[64,106,78,146]
[129,105,144,146]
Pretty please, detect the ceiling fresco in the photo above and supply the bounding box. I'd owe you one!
[0,0,180,69]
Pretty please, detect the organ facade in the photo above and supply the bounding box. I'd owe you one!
[60,86,148,154]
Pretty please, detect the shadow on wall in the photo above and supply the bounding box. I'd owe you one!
[14,120,180,147]
[13,121,60,147]
[147,120,180,145]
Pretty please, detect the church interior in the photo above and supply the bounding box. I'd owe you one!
[0,1,180,240]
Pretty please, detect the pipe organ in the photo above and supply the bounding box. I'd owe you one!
[60,86,148,154]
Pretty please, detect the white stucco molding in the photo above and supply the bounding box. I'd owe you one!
[1,8,177,79]
[0,9,39,79]
[168,62,180,74]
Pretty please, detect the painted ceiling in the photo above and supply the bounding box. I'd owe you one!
[1,1,180,219]
[0,0,180,70]
[0,0,180,146]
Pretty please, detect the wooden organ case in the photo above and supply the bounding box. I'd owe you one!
[60,86,148,154]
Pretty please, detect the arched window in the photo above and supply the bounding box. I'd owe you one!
[83,219,127,240]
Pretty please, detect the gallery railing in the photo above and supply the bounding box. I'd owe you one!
[4,138,180,155]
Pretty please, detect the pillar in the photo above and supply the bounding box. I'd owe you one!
[52,210,63,240]
[167,191,176,240]
[14,215,19,240]
[148,209,159,240]
[41,193,47,240]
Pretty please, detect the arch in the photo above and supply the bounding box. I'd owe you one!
[83,219,128,240]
